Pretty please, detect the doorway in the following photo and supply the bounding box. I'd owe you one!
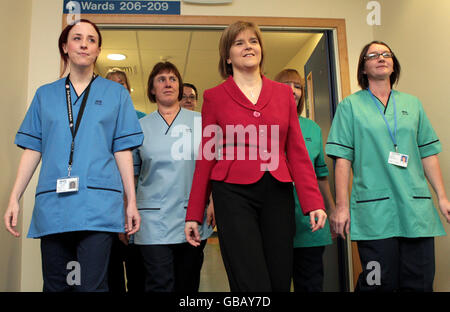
[66,14,354,291]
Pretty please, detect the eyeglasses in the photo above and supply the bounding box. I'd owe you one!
[182,95,196,100]
[365,52,393,60]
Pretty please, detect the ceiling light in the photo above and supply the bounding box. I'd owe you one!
[107,53,126,61]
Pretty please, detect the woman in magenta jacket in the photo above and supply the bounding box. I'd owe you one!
[184,21,326,292]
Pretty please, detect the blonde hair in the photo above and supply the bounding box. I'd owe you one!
[218,21,264,79]
[105,68,131,92]
[274,69,305,115]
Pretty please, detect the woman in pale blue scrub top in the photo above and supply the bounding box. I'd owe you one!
[133,62,213,292]
[4,19,143,292]
[326,41,450,291]
[275,69,335,292]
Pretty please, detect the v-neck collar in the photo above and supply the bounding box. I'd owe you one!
[369,90,392,114]
[222,75,272,110]
[157,106,182,135]
[68,75,97,106]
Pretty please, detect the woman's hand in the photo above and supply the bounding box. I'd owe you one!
[4,199,21,237]
[309,209,327,232]
[438,198,450,224]
[125,203,140,235]
[185,221,201,247]
[329,205,350,239]
[206,197,216,228]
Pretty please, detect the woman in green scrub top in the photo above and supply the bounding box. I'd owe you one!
[326,41,450,292]
[275,69,335,292]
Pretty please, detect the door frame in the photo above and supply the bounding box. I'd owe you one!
[62,13,360,290]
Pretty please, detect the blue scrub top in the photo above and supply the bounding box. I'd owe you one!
[133,108,213,245]
[15,76,144,238]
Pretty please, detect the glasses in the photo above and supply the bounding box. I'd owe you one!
[365,52,393,60]
[182,95,196,101]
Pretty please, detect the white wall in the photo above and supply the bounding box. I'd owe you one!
[374,0,450,291]
[0,0,32,292]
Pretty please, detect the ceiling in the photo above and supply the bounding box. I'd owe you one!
[95,28,315,113]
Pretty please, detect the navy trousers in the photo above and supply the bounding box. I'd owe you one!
[40,231,114,292]
[355,237,435,292]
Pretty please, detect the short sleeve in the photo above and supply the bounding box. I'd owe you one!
[314,127,329,177]
[112,88,144,153]
[416,100,441,158]
[326,98,355,161]
[15,90,42,152]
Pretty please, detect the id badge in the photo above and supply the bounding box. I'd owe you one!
[388,151,409,168]
[56,176,79,193]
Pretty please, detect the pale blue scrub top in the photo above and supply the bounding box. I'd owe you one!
[326,90,445,240]
[15,76,144,238]
[133,108,213,245]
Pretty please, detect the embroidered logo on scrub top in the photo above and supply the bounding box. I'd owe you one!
[401,110,408,115]
[305,137,312,142]
[95,100,102,105]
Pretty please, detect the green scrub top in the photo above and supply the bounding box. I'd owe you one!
[326,89,445,241]
[293,117,332,248]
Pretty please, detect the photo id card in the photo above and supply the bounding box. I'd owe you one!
[388,151,409,168]
[56,176,79,193]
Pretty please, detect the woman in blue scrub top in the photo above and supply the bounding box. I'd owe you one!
[133,62,213,292]
[326,41,450,291]
[4,19,143,292]
[275,69,335,292]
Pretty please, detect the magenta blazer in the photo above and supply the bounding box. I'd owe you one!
[186,75,324,223]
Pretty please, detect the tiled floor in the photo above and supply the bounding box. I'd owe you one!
[199,234,230,292]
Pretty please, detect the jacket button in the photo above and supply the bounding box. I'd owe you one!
[253,111,261,118]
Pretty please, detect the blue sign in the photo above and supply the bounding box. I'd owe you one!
[63,0,180,15]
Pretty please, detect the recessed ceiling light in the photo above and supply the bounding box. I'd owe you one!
[107,53,126,61]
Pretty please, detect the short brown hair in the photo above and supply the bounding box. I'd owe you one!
[357,41,401,90]
[218,21,264,79]
[147,62,183,103]
[274,69,305,115]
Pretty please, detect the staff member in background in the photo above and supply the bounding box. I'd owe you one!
[4,19,143,292]
[105,68,146,293]
[133,62,213,292]
[106,68,146,119]
[274,68,334,292]
[185,21,326,292]
[326,41,450,292]
[180,83,198,111]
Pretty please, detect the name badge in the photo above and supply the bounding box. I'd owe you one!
[388,151,408,168]
[56,176,79,193]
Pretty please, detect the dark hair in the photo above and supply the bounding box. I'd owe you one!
[147,62,183,103]
[357,41,401,89]
[58,19,102,74]
[274,69,305,115]
[183,83,198,100]
[218,21,264,79]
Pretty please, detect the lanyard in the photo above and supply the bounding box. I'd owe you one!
[367,88,398,152]
[64,74,96,176]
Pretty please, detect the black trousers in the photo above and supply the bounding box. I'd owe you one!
[108,237,145,293]
[293,246,325,292]
[139,240,207,292]
[355,237,435,292]
[40,231,114,292]
[212,172,295,292]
